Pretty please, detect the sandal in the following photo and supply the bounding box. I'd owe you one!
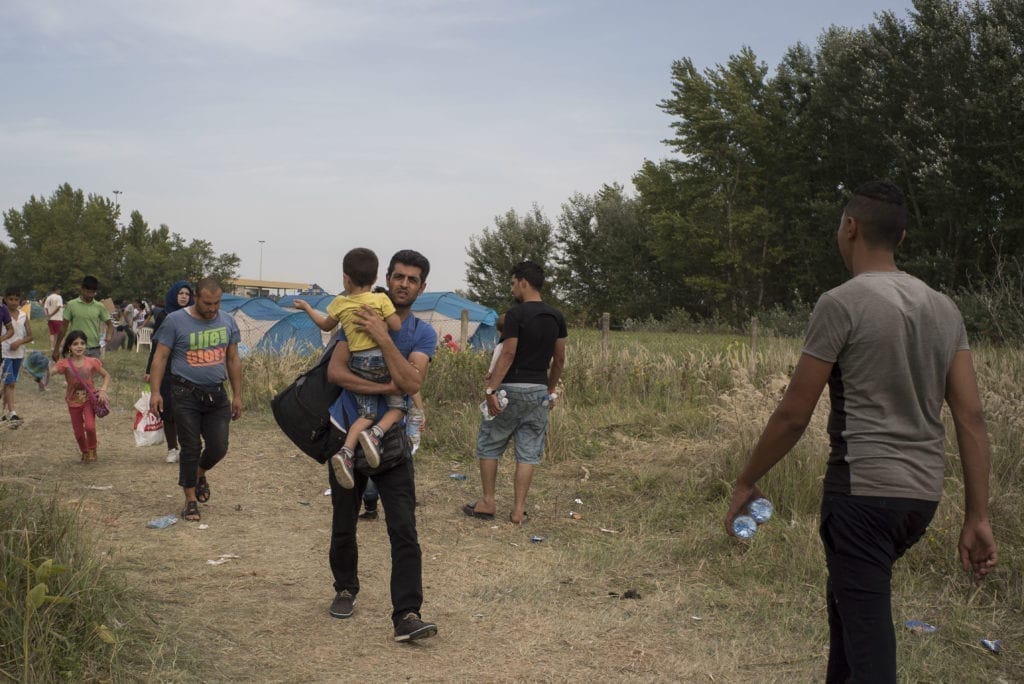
[195,476,211,503]
[181,501,201,522]
[461,501,495,520]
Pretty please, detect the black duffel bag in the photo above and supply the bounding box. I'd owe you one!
[271,342,343,463]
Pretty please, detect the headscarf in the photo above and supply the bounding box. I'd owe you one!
[164,280,194,313]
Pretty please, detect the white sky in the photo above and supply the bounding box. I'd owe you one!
[0,0,913,293]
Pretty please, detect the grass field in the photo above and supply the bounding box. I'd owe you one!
[1,321,1020,681]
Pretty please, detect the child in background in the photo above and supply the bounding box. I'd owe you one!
[293,248,402,483]
[1,288,33,426]
[53,331,111,463]
[23,351,51,392]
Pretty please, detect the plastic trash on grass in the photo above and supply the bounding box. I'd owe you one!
[147,514,178,529]
[980,638,1001,653]
[904,620,938,634]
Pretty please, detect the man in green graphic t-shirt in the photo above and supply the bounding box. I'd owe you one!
[149,278,243,523]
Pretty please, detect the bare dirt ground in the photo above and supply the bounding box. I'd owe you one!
[2,379,812,683]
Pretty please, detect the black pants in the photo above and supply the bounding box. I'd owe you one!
[819,494,938,683]
[329,456,422,626]
[171,379,231,489]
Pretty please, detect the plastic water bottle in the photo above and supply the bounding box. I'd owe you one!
[479,390,508,420]
[749,497,774,524]
[541,392,558,407]
[407,407,424,454]
[146,514,178,529]
[732,497,774,539]
[732,515,758,539]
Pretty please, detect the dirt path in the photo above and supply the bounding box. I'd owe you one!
[2,383,790,682]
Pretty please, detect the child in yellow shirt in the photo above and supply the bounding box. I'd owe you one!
[294,248,402,474]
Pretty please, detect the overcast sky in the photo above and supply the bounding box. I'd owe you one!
[1,0,913,293]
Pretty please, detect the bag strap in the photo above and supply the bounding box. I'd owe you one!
[67,360,100,404]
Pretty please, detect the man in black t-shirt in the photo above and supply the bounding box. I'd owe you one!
[463,261,567,525]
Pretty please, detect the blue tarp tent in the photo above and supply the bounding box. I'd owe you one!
[412,292,499,350]
[237,290,498,355]
[257,311,327,356]
[282,294,336,311]
[217,294,251,313]
[224,297,293,352]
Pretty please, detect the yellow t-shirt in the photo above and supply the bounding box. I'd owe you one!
[326,292,396,352]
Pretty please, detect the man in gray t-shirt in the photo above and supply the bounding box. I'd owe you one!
[725,181,997,683]
[149,278,243,524]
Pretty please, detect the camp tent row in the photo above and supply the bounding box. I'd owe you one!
[219,292,499,356]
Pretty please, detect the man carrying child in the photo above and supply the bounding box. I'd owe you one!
[294,247,404,487]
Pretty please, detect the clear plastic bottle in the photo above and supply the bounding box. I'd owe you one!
[541,392,558,407]
[749,497,774,524]
[732,497,774,539]
[146,514,179,529]
[479,390,508,420]
[407,407,424,454]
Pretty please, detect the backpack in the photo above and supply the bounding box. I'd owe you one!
[271,342,345,463]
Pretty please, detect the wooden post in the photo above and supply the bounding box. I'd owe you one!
[749,316,759,376]
[601,312,610,355]
[460,309,470,349]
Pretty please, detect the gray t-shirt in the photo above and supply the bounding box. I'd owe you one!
[802,272,968,501]
[154,308,241,387]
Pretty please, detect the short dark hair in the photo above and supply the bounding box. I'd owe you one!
[844,181,907,250]
[4,287,20,298]
[343,248,379,288]
[81,275,99,290]
[195,277,222,295]
[387,249,430,282]
[511,260,544,291]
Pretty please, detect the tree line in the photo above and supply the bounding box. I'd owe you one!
[464,0,1024,340]
[1,183,240,303]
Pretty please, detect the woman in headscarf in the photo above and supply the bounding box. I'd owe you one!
[144,280,194,463]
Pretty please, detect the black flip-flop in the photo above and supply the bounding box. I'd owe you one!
[462,502,495,520]
[195,476,211,503]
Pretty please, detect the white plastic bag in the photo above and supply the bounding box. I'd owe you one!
[133,391,165,447]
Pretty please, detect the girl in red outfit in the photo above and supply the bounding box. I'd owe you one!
[53,331,111,463]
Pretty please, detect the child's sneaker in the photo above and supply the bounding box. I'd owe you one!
[165,447,180,463]
[358,426,384,468]
[331,447,356,489]
[8,413,21,428]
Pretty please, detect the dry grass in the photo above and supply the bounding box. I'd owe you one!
[1,333,1020,682]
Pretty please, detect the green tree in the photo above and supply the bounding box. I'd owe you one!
[3,183,119,295]
[465,205,555,311]
[3,184,240,302]
[649,48,796,320]
[639,0,1024,321]
[112,211,176,301]
[554,184,663,322]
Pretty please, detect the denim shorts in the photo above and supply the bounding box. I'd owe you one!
[475,384,549,465]
[349,349,404,419]
[1,358,22,384]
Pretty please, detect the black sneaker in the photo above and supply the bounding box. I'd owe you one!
[329,590,356,619]
[331,447,355,489]
[394,612,437,642]
[358,508,379,520]
[358,426,383,468]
